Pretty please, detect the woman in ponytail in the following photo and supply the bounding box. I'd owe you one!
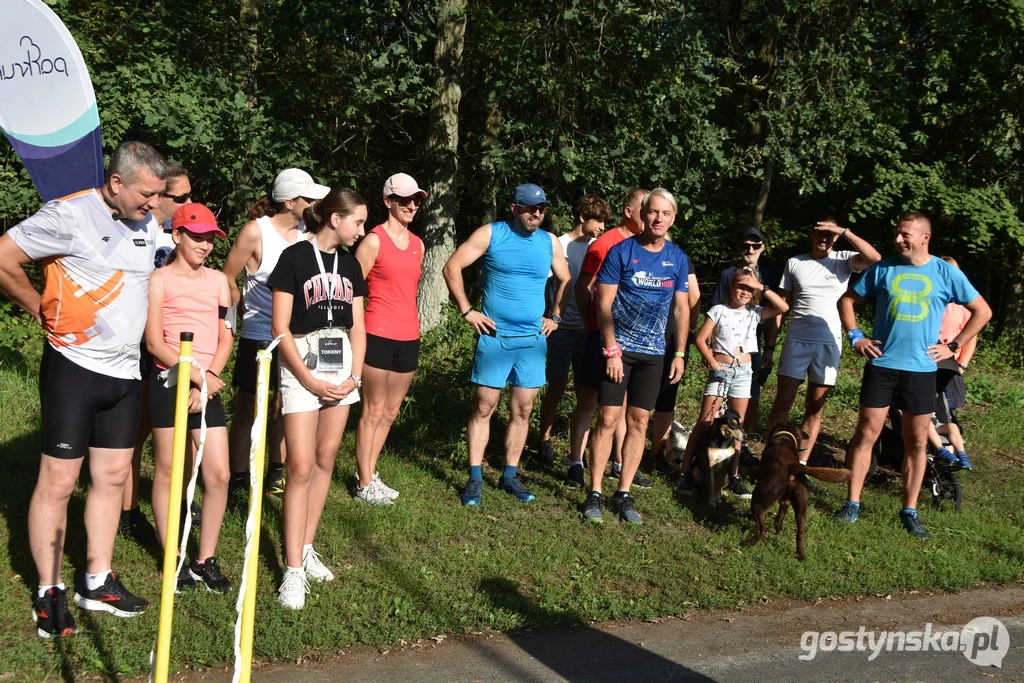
[267,187,367,610]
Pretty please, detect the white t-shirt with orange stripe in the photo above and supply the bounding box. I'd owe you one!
[8,189,157,379]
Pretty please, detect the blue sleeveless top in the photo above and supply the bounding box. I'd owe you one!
[481,220,552,335]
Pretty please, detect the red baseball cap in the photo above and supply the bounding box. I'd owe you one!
[171,203,226,238]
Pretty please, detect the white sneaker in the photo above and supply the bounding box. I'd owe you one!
[354,479,394,506]
[277,568,308,610]
[373,472,400,501]
[302,546,335,583]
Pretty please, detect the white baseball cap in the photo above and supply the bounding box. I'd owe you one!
[272,168,330,202]
[383,172,427,199]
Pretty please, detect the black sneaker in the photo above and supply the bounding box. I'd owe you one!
[264,465,286,497]
[176,561,196,593]
[74,572,149,617]
[631,470,654,489]
[32,587,75,639]
[675,471,696,496]
[227,472,249,513]
[119,508,159,547]
[900,510,930,539]
[538,440,557,464]
[727,477,752,500]
[582,491,603,523]
[190,500,202,529]
[190,557,231,593]
[565,463,585,488]
[611,492,643,524]
[739,444,759,469]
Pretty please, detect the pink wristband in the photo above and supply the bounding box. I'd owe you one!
[602,344,622,359]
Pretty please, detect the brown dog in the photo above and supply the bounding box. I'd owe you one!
[690,408,745,506]
[742,424,852,560]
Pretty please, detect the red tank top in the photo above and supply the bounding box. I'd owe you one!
[364,224,423,341]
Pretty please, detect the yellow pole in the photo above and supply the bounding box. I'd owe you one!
[236,340,271,683]
[153,332,193,683]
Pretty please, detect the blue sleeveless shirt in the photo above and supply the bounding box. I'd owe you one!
[481,221,553,335]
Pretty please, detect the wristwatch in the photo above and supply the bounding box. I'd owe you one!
[550,314,562,324]
[947,341,960,353]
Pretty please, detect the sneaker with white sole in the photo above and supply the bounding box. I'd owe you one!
[354,479,394,506]
[74,571,149,617]
[354,472,400,501]
[302,546,335,582]
[277,568,308,610]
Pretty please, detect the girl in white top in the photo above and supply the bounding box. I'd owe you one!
[221,169,329,501]
[688,268,789,487]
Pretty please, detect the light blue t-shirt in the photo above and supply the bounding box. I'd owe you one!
[481,221,553,335]
[852,256,979,372]
[596,237,689,355]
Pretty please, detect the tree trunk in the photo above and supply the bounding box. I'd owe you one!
[751,157,774,229]
[419,0,467,333]
[233,0,261,222]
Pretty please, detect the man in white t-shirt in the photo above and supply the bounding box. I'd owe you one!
[536,195,612,463]
[765,219,881,462]
[0,141,167,638]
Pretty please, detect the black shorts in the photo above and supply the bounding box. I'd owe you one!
[232,337,280,395]
[148,367,227,430]
[598,351,664,410]
[365,334,420,373]
[859,364,936,415]
[39,343,141,459]
[581,331,605,391]
[654,336,681,414]
[545,326,587,384]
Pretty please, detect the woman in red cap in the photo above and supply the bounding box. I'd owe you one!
[145,203,234,593]
[351,173,426,505]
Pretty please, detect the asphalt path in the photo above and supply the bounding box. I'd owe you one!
[186,585,1024,682]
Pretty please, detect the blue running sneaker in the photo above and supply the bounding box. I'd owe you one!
[498,475,535,502]
[833,501,860,524]
[461,478,483,506]
[935,448,959,467]
[956,451,973,471]
[900,510,930,539]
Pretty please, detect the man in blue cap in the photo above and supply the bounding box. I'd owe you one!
[444,183,571,505]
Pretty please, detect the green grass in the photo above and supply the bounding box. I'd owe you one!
[1,320,1023,679]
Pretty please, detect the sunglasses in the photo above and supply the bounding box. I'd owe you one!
[161,191,191,204]
[515,203,548,214]
[741,242,763,251]
[388,195,422,206]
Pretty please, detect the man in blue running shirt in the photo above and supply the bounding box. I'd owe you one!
[443,183,570,506]
[835,212,991,539]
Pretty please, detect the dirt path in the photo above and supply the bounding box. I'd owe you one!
[181,583,1024,682]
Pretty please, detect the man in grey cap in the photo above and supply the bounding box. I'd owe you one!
[443,183,570,506]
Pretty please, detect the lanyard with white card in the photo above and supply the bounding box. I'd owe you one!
[307,238,347,371]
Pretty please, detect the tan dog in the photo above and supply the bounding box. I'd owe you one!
[742,424,852,560]
[690,408,745,506]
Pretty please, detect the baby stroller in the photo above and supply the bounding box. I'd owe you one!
[869,405,963,510]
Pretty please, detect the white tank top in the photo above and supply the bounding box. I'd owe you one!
[240,215,306,340]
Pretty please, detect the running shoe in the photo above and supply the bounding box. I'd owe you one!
[227,475,249,514]
[900,510,930,539]
[32,587,75,639]
[354,480,394,506]
[833,501,860,524]
[739,444,759,469]
[277,568,308,610]
[461,478,483,506]
[956,451,973,471]
[935,447,959,467]
[302,546,335,582]
[176,561,196,593]
[612,461,654,489]
[498,475,535,502]
[74,572,149,617]
[565,463,585,489]
[118,508,159,547]
[263,466,286,497]
[675,471,696,496]
[727,477,753,500]
[190,557,231,593]
[537,439,557,464]
[582,492,603,523]
[353,472,400,501]
[611,493,643,524]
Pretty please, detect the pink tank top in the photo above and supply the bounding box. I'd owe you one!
[156,267,222,371]
[364,224,423,341]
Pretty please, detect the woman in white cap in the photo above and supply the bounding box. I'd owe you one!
[352,173,426,505]
[222,169,330,508]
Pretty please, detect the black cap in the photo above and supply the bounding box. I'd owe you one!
[739,227,764,242]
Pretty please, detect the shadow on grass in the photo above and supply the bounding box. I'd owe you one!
[477,576,712,682]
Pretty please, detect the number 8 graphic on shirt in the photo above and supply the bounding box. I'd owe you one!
[889,273,932,322]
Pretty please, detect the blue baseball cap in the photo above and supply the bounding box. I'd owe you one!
[513,183,549,206]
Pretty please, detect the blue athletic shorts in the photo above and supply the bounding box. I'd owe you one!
[470,331,547,389]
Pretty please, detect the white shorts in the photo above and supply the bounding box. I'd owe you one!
[777,338,841,386]
[279,330,360,414]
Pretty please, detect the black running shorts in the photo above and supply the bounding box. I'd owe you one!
[859,363,937,415]
[364,333,420,374]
